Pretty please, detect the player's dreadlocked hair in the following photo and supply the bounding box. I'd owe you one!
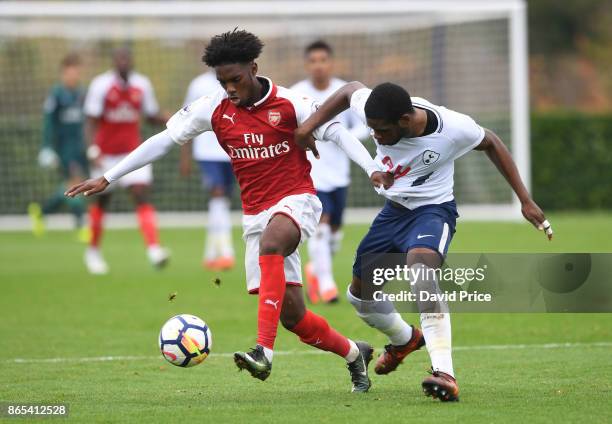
[364,82,415,122]
[203,29,264,67]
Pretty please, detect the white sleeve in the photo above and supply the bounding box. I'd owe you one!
[141,77,160,118]
[83,78,106,118]
[103,130,175,183]
[447,110,486,159]
[166,94,218,145]
[290,92,337,140]
[322,123,379,177]
[349,88,372,125]
[349,117,372,141]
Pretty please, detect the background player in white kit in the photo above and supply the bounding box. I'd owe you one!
[180,71,235,271]
[296,81,553,402]
[291,41,369,304]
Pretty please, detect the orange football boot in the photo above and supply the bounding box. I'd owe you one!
[422,370,459,402]
[215,256,235,271]
[304,262,320,304]
[320,287,339,304]
[203,258,220,271]
[375,326,425,375]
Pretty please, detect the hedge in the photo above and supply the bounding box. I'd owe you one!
[531,113,612,210]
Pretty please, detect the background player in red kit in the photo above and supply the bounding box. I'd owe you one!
[83,47,170,274]
[67,30,394,392]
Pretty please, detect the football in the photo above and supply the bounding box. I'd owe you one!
[159,314,212,367]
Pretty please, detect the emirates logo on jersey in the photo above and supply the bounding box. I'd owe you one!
[268,111,281,127]
[105,101,139,122]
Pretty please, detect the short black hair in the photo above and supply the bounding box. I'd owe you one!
[61,52,81,68]
[304,40,333,56]
[203,29,264,67]
[364,82,414,122]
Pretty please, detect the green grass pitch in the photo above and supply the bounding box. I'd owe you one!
[1,212,611,423]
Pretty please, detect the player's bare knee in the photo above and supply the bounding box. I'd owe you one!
[407,247,442,268]
[259,237,284,255]
[129,184,150,205]
[260,215,300,256]
[349,276,363,299]
[319,213,331,225]
[210,187,226,197]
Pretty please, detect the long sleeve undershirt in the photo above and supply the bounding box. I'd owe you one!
[104,125,379,183]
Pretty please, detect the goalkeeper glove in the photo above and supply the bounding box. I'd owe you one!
[38,147,58,169]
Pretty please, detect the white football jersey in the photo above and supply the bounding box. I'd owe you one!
[184,72,230,162]
[350,88,485,209]
[291,78,368,191]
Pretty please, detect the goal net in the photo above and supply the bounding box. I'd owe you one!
[0,0,528,222]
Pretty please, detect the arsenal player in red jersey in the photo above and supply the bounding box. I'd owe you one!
[83,47,170,274]
[67,30,393,392]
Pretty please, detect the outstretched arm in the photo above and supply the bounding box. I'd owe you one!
[322,123,393,190]
[65,130,176,197]
[295,81,367,157]
[475,128,553,240]
[68,88,218,197]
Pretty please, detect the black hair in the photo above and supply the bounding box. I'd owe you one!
[203,29,264,67]
[304,40,333,56]
[364,82,414,122]
[112,46,132,59]
[61,52,81,68]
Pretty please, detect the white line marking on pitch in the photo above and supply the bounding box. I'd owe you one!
[4,341,611,364]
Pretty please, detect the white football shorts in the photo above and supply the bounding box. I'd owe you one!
[242,193,322,294]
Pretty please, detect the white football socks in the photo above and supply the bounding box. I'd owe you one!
[345,339,360,363]
[330,230,344,255]
[346,286,413,346]
[410,263,454,377]
[262,346,274,362]
[421,313,454,377]
[308,223,337,294]
[203,233,216,262]
[205,197,234,260]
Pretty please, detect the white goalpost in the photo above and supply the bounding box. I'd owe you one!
[0,0,528,229]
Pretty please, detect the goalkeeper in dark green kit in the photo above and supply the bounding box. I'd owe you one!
[29,53,89,241]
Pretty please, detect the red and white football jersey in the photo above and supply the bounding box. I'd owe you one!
[84,71,159,154]
[166,76,335,214]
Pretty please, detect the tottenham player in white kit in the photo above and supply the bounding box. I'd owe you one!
[296,81,554,402]
[291,41,369,304]
[180,71,235,270]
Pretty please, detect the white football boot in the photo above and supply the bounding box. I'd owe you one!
[148,245,170,269]
[84,247,109,275]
